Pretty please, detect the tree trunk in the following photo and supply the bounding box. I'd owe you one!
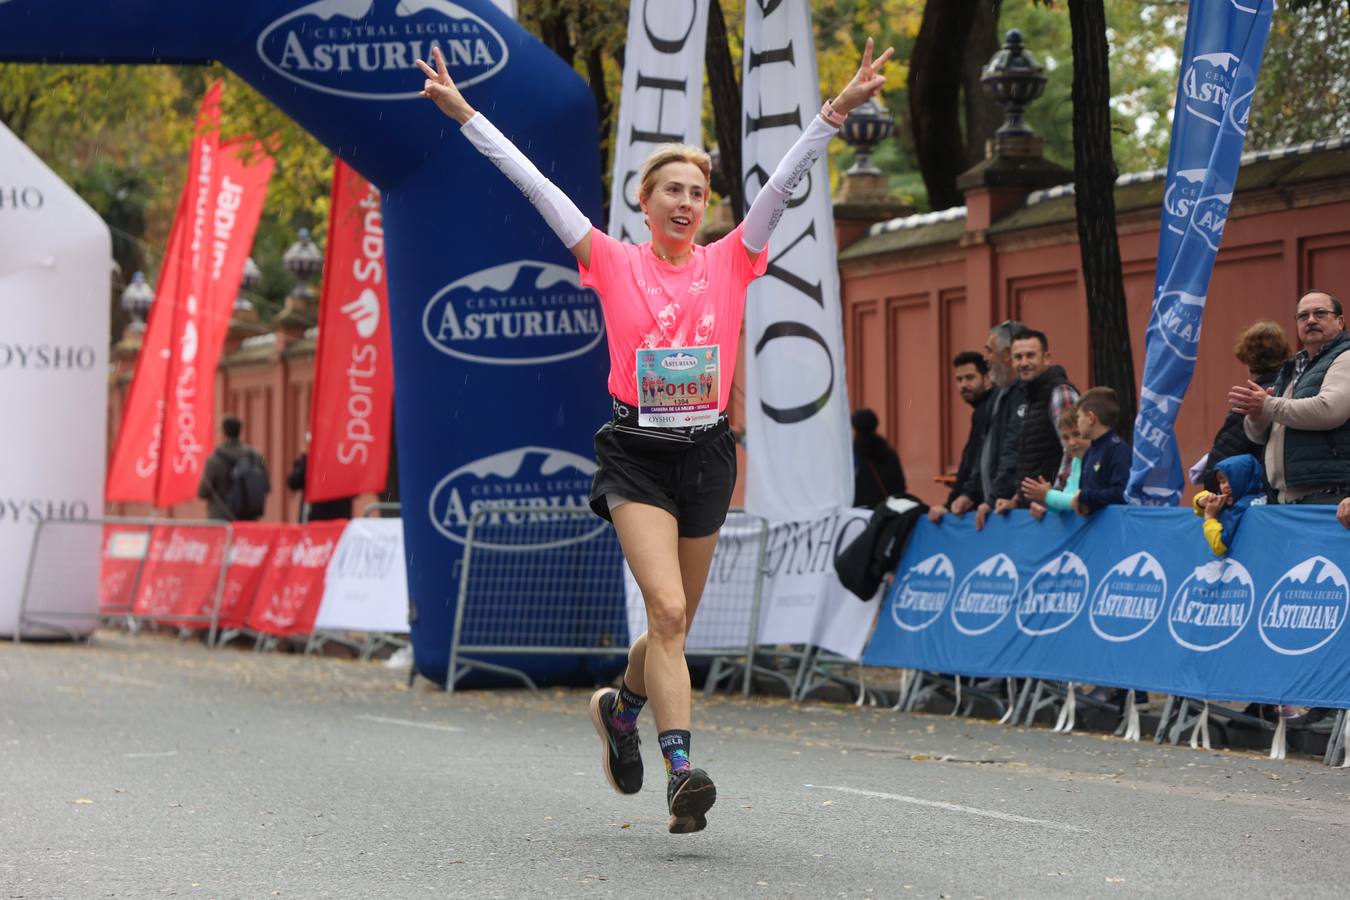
[1068,0,1137,430]
[705,0,744,220]
[909,0,979,210]
[962,1,1004,165]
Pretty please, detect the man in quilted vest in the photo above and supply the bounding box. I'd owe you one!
[1231,290,1350,505]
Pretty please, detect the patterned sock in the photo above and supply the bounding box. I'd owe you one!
[609,681,647,732]
[658,729,692,778]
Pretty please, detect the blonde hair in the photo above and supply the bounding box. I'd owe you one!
[638,144,712,204]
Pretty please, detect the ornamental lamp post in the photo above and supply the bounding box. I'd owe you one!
[120,270,154,332]
[234,256,261,322]
[980,29,1047,148]
[836,97,895,204]
[277,227,323,329]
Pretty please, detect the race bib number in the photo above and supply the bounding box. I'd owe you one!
[635,345,720,427]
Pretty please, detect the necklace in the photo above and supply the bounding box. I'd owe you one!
[652,244,692,266]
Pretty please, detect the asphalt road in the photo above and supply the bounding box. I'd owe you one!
[3,632,1349,899]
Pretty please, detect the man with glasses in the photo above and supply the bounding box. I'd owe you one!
[1229,289,1350,506]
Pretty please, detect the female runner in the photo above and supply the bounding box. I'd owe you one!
[417,38,892,834]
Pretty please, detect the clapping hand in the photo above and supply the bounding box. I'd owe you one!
[1021,476,1052,504]
[832,38,896,116]
[1227,380,1268,417]
[416,45,475,124]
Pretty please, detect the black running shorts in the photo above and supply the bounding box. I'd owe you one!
[589,398,737,538]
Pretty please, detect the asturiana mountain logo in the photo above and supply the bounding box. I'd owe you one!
[423,260,604,366]
[1168,558,1254,652]
[428,446,602,550]
[950,553,1019,636]
[1016,551,1090,636]
[1090,551,1167,642]
[1257,556,1349,656]
[890,553,955,632]
[257,0,508,100]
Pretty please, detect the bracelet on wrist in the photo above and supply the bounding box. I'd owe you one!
[820,99,847,128]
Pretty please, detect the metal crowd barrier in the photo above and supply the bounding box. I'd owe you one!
[17,516,232,647]
[448,505,771,695]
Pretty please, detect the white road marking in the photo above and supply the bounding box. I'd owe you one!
[355,714,462,733]
[125,750,179,758]
[810,784,1089,832]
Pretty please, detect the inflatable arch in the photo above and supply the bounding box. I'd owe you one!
[0,0,612,683]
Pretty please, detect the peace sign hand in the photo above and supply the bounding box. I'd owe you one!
[832,37,896,116]
[415,45,476,124]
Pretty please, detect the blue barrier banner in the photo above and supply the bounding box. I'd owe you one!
[1127,0,1274,506]
[864,506,1350,708]
[0,1,611,684]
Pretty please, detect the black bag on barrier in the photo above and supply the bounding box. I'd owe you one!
[835,494,927,601]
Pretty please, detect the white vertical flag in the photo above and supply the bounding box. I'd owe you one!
[741,0,852,521]
[608,0,710,242]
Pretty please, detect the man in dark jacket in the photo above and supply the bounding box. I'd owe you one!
[992,329,1079,515]
[928,351,993,523]
[852,408,907,508]
[287,449,355,522]
[1232,290,1350,504]
[197,415,270,521]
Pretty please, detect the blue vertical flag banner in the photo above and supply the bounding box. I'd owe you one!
[1126,0,1274,506]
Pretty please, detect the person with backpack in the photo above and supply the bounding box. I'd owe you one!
[198,415,271,521]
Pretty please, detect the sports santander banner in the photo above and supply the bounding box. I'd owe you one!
[1126,0,1273,505]
[606,0,708,243]
[308,160,393,502]
[741,0,852,522]
[156,122,274,507]
[106,173,191,502]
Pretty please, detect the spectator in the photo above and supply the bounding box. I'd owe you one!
[991,328,1079,515]
[1191,454,1266,556]
[968,320,1026,530]
[1230,289,1350,505]
[1196,320,1291,492]
[851,408,906,507]
[1340,495,1350,529]
[1023,406,1087,521]
[1072,387,1130,514]
[286,445,355,522]
[928,351,994,523]
[198,415,270,521]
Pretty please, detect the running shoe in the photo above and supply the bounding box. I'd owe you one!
[666,767,716,834]
[589,687,643,795]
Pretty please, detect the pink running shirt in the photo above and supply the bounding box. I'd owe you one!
[578,223,769,411]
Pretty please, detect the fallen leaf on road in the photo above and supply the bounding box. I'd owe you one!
[73,798,94,805]
[1106,877,1125,883]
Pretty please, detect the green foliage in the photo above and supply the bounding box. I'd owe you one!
[1248,1,1350,149]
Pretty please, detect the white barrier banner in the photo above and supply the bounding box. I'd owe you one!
[607,0,709,242]
[315,518,409,634]
[0,122,110,637]
[625,507,877,658]
[741,0,852,521]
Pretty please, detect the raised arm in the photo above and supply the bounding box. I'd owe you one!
[741,37,895,262]
[416,46,594,267]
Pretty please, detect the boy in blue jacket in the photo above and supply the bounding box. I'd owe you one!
[1072,387,1131,515]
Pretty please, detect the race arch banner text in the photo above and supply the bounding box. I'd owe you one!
[0,1,608,684]
[865,506,1350,708]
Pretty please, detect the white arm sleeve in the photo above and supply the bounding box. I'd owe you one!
[460,113,592,248]
[740,114,839,254]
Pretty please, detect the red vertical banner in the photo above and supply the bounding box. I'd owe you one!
[106,181,192,501]
[307,160,394,503]
[155,85,275,508]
